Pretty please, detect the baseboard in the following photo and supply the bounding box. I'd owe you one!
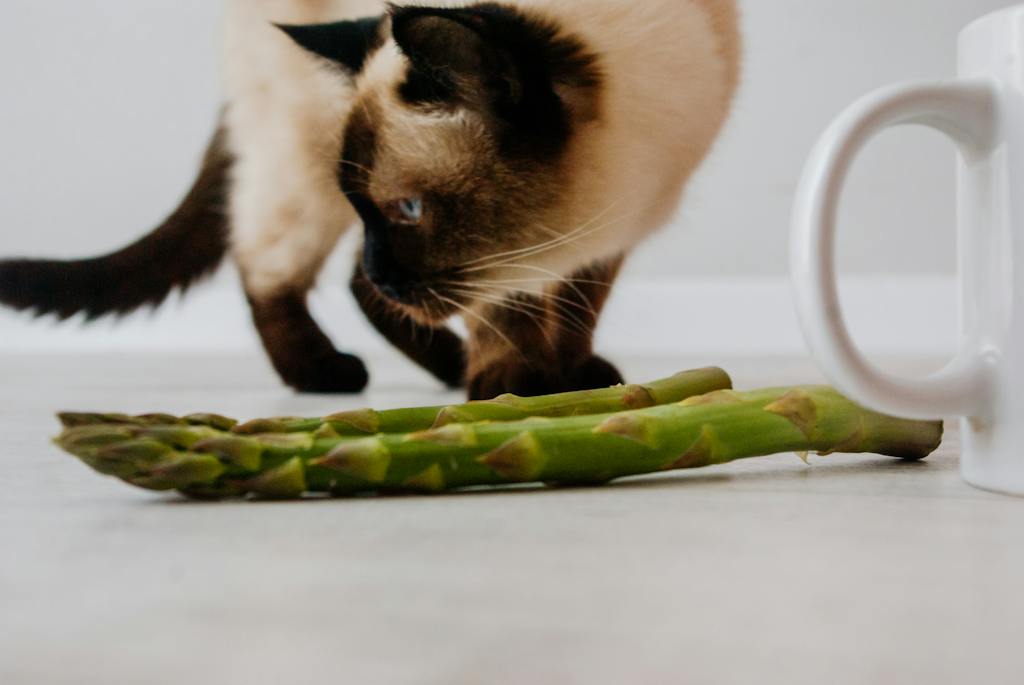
[0,276,958,358]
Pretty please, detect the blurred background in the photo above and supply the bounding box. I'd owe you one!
[1,0,1012,359]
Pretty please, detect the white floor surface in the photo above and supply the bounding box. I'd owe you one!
[1,353,1022,685]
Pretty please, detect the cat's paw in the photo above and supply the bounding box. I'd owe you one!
[467,362,564,401]
[564,355,625,391]
[283,352,370,395]
[423,331,468,389]
[467,354,623,400]
[435,359,468,390]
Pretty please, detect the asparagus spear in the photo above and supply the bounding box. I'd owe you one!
[55,368,730,437]
[55,386,943,500]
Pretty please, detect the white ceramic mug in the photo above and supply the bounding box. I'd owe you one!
[792,5,1024,495]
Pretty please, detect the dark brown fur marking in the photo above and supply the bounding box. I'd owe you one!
[392,3,603,159]
[0,126,233,320]
[248,290,369,394]
[351,263,466,388]
[552,255,623,359]
[466,256,625,400]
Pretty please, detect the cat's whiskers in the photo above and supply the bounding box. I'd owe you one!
[458,197,666,282]
[449,288,562,347]
[456,279,598,320]
[338,159,374,175]
[456,199,623,271]
[475,263,597,312]
[534,223,563,240]
[448,284,594,339]
[469,276,612,289]
[448,287,591,348]
[429,289,526,362]
[340,173,372,193]
[456,206,634,277]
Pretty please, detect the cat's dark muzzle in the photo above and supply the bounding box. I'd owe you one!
[361,228,466,321]
[363,259,464,323]
[362,224,419,299]
[363,248,422,303]
[368,270,417,306]
[371,276,464,320]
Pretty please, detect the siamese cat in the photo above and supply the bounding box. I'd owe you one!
[0,0,740,399]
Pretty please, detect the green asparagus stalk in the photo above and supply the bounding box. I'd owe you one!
[55,386,943,500]
[54,368,730,437]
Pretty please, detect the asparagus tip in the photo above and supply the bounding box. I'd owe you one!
[764,390,817,439]
[128,453,226,491]
[58,412,134,428]
[406,424,479,447]
[247,457,307,499]
[478,432,546,481]
[431,406,474,428]
[665,425,720,470]
[314,423,341,440]
[257,433,316,451]
[402,464,446,493]
[593,413,658,447]
[95,439,173,464]
[183,413,238,431]
[323,409,381,435]
[620,384,657,410]
[680,390,743,408]
[311,438,391,483]
[192,436,264,471]
[232,418,299,435]
[57,425,136,455]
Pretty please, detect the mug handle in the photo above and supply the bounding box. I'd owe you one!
[792,78,1001,420]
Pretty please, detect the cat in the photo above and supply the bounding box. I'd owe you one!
[0,0,740,400]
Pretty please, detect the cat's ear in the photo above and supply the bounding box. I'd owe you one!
[389,5,600,125]
[391,5,550,107]
[276,17,384,73]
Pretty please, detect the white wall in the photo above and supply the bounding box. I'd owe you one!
[0,0,1011,284]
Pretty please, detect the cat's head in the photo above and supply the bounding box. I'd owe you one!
[279,4,602,322]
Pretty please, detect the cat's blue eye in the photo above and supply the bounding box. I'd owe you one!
[397,197,423,224]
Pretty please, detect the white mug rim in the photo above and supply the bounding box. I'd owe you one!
[961,3,1024,39]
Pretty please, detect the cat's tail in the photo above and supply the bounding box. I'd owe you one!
[0,126,233,320]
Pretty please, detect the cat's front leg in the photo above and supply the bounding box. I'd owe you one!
[463,292,560,400]
[232,165,368,394]
[549,255,626,391]
[465,324,621,400]
[465,256,625,400]
[350,263,466,388]
[245,288,368,394]
[466,349,563,402]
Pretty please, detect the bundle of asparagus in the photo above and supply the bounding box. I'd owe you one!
[54,368,943,500]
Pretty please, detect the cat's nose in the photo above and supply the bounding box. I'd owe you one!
[376,279,411,303]
[365,255,418,304]
[362,224,419,303]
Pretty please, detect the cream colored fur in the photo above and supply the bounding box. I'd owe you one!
[223,0,739,298]
[224,0,386,297]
